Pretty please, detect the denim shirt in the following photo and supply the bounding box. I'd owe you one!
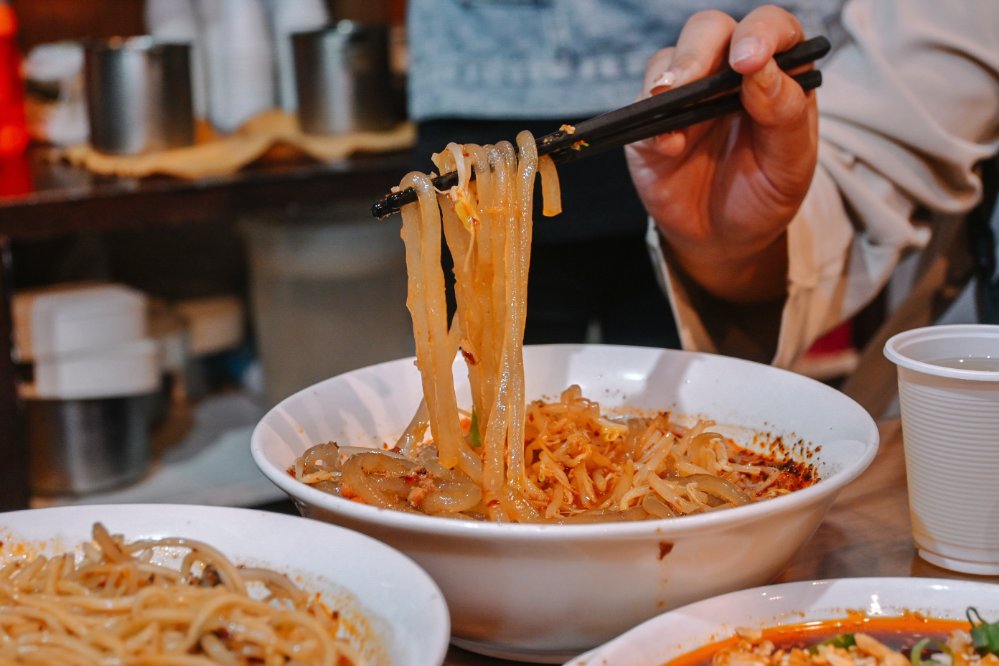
[407,0,846,121]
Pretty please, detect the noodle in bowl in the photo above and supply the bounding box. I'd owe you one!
[0,504,449,666]
[251,344,879,663]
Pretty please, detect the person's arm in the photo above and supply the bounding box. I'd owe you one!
[631,0,999,366]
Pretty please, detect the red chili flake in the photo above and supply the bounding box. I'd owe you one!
[461,348,478,365]
[658,541,674,560]
[487,499,501,508]
[403,468,430,486]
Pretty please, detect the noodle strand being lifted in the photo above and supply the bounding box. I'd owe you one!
[0,523,361,665]
[401,132,547,520]
[293,132,817,523]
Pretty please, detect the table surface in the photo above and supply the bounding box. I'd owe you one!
[443,418,999,666]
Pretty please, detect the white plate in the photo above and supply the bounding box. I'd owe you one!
[0,504,450,666]
[565,577,999,666]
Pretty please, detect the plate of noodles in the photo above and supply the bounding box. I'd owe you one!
[564,577,999,666]
[0,503,450,666]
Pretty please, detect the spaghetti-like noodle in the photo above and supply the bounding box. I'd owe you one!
[0,523,360,665]
[293,133,817,523]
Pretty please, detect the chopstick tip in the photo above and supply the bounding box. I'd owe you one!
[371,199,393,219]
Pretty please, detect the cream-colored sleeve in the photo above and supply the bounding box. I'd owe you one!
[653,0,999,367]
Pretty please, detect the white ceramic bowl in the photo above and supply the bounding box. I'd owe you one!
[566,577,999,665]
[251,344,880,663]
[0,504,450,666]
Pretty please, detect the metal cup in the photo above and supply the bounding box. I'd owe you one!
[84,36,195,155]
[292,21,400,135]
[26,395,154,496]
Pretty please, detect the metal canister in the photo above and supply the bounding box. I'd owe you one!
[84,36,194,155]
[26,395,154,496]
[292,21,400,135]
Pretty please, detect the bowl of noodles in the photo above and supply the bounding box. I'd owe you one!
[0,503,450,666]
[254,132,877,661]
[251,343,879,663]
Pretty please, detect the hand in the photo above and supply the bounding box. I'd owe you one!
[626,5,819,303]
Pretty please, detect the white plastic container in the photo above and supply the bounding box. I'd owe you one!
[22,339,160,401]
[241,200,413,407]
[13,282,147,362]
[884,324,999,574]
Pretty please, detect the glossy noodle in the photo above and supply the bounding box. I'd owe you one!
[293,132,817,523]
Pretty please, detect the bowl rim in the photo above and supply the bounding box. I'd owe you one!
[251,344,880,540]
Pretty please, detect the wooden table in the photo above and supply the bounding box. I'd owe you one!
[442,418,999,665]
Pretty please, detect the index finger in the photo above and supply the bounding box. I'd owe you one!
[659,9,738,90]
[727,4,808,75]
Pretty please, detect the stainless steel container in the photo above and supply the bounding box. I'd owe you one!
[26,394,154,496]
[84,36,194,154]
[292,21,400,135]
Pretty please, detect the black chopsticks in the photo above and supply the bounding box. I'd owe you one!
[371,35,830,219]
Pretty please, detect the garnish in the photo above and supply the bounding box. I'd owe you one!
[968,607,999,656]
[468,409,481,448]
[909,637,932,666]
[821,633,857,651]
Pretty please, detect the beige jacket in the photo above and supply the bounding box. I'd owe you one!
[651,0,999,368]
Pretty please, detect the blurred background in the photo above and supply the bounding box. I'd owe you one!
[0,0,413,510]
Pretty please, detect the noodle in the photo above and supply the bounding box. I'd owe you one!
[292,132,818,523]
[0,523,361,666]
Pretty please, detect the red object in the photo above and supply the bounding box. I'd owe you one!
[0,3,28,157]
[807,319,854,355]
[0,151,31,196]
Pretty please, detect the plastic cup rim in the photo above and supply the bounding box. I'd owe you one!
[883,324,999,382]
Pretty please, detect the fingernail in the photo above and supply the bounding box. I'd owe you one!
[730,36,761,65]
[650,70,675,93]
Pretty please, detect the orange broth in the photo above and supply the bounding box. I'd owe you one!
[666,612,970,666]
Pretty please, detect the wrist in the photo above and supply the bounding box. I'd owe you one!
[659,229,789,304]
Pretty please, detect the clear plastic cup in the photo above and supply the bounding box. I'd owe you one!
[884,324,999,574]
